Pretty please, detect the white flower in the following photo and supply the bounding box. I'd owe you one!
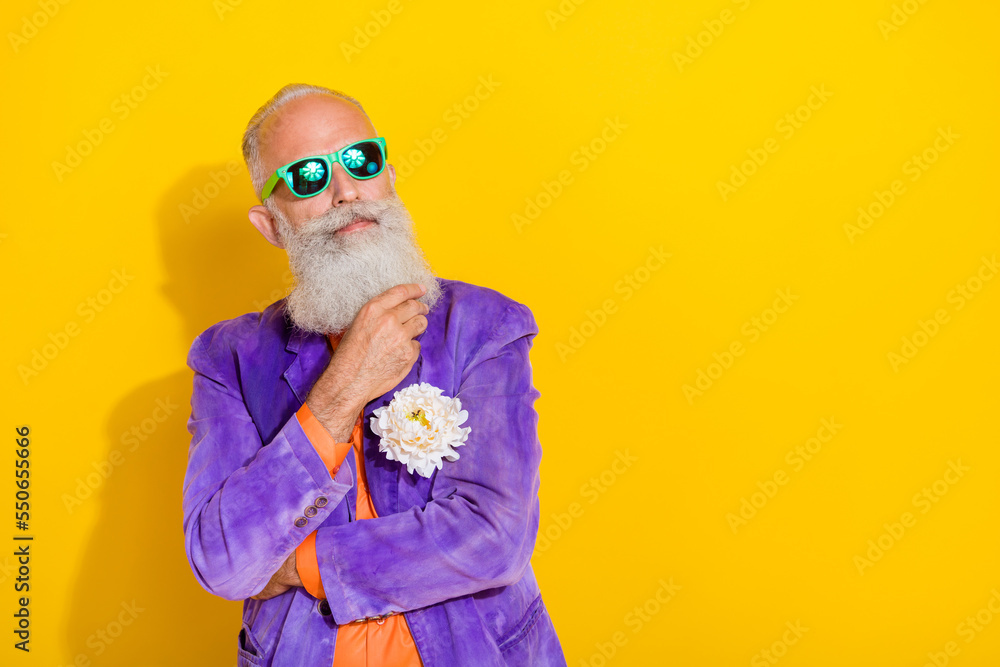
[370,382,472,478]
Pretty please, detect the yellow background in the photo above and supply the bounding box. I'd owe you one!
[3,0,999,664]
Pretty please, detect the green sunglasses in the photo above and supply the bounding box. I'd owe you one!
[261,137,387,200]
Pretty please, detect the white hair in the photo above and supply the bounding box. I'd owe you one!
[241,84,374,200]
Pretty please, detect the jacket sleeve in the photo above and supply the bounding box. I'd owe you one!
[181,329,355,601]
[314,302,543,623]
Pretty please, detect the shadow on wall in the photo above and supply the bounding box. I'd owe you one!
[64,164,291,665]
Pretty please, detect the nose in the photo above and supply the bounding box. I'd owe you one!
[324,163,360,206]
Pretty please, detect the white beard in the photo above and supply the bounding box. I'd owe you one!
[270,190,442,335]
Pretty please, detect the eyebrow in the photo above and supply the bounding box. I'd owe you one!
[283,137,376,163]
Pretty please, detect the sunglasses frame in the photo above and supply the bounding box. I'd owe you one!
[261,137,388,200]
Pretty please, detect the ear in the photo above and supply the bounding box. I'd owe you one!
[248,204,285,249]
[388,163,396,187]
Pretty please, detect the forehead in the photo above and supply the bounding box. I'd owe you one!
[259,94,376,172]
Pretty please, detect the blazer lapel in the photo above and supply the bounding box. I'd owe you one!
[282,326,331,405]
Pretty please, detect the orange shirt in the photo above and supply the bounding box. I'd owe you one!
[294,333,423,667]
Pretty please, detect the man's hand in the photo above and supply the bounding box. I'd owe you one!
[306,283,430,441]
[250,551,303,601]
[252,284,427,600]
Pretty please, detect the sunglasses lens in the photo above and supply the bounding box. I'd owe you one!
[341,141,384,178]
[288,158,329,196]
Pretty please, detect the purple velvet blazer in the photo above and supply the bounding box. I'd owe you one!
[182,278,567,667]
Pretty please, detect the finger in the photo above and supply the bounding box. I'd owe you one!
[401,313,428,339]
[390,297,429,323]
[374,283,427,310]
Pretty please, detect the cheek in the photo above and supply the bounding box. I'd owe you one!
[291,199,330,223]
[360,174,393,198]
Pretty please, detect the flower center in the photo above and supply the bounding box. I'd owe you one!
[406,408,430,429]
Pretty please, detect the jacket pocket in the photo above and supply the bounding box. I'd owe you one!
[238,623,265,667]
[496,593,545,654]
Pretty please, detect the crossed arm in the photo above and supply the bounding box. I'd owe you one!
[252,404,357,602]
[181,304,543,622]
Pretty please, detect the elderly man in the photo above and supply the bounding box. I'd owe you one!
[181,84,567,667]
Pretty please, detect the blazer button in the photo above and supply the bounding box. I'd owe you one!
[294,517,308,528]
[318,600,331,616]
[303,505,318,518]
[315,496,329,508]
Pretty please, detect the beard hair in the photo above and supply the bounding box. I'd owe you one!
[269,190,443,336]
